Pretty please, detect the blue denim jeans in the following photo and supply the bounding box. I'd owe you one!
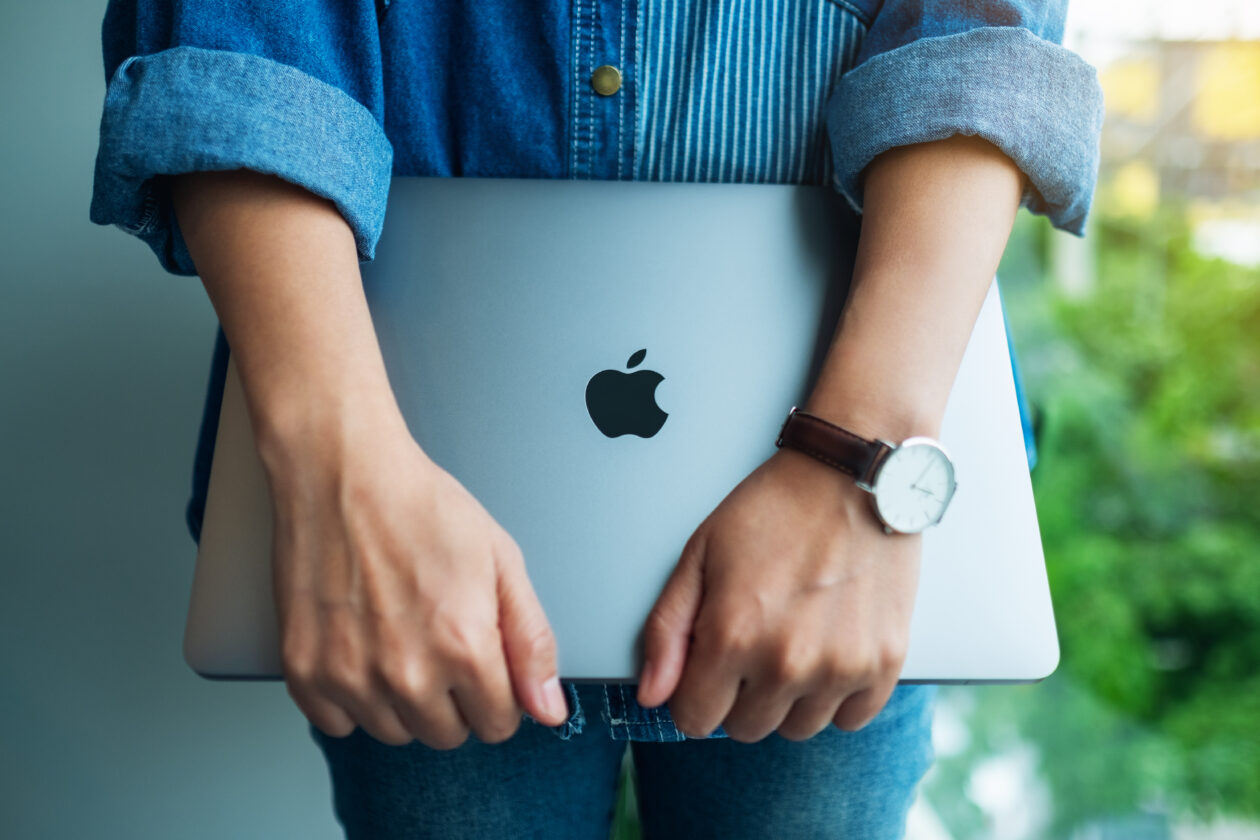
[308,682,937,838]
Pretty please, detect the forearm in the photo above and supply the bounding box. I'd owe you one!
[804,135,1024,440]
[171,169,405,471]
[172,169,568,739]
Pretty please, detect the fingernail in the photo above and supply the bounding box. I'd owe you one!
[541,676,567,722]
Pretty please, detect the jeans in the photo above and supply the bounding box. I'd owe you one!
[307,682,937,839]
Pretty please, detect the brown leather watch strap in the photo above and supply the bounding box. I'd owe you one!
[775,407,893,486]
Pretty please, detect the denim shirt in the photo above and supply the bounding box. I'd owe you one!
[90,0,1103,742]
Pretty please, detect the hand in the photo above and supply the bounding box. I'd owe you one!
[263,403,570,749]
[635,447,921,742]
[168,168,570,749]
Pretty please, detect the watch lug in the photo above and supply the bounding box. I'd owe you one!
[775,405,799,448]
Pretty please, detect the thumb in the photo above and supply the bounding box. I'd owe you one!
[497,551,569,727]
[637,529,707,709]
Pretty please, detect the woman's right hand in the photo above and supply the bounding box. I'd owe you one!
[260,399,570,748]
[170,168,569,751]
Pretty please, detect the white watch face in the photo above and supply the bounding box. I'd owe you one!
[869,437,957,534]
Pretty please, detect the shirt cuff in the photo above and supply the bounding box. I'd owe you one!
[827,27,1104,235]
[90,45,393,276]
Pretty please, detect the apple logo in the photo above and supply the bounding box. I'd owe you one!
[585,348,669,438]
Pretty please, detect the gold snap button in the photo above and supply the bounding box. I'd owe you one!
[591,65,622,96]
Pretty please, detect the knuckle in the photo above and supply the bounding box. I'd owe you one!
[282,648,317,687]
[317,657,367,698]
[430,612,492,672]
[280,626,319,681]
[769,628,829,683]
[643,608,674,640]
[707,618,757,657]
[692,603,741,650]
[876,638,908,674]
[769,643,814,685]
[826,645,878,684]
[374,659,431,701]
[848,651,879,680]
[820,654,862,685]
[517,623,557,667]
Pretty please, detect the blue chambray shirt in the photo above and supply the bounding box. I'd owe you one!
[90,0,1102,743]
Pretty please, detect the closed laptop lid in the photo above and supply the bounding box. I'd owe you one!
[185,176,1058,684]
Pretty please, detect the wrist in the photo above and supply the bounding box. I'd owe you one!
[249,370,414,487]
[802,291,951,443]
[776,405,957,535]
[769,445,928,549]
[801,381,942,445]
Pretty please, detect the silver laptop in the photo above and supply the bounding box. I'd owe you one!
[184,177,1059,684]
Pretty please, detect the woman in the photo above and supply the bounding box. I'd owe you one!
[91,1,1103,835]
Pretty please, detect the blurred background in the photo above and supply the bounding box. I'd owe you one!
[0,3,340,838]
[1,1,1257,838]
[912,2,1260,838]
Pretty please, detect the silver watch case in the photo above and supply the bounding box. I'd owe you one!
[855,436,958,535]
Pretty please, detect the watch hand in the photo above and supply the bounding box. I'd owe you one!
[910,459,942,497]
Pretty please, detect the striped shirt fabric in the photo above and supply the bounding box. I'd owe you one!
[636,0,867,186]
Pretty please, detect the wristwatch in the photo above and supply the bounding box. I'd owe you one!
[775,406,957,535]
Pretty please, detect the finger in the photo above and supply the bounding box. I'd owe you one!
[832,681,896,732]
[449,644,526,745]
[333,690,418,747]
[303,659,416,747]
[669,662,742,739]
[280,637,359,738]
[776,689,846,742]
[496,549,569,727]
[367,652,475,749]
[391,691,473,751]
[666,603,744,738]
[719,677,804,744]
[637,530,708,709]
[286,683,358,738]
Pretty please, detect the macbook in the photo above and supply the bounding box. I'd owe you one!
[184,177,1059,684]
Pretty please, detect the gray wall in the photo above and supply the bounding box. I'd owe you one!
[0,4,340,838]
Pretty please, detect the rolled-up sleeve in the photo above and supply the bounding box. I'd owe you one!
[89,0,393,276]
[826,0,1104,235]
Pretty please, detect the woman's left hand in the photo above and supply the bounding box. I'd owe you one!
[635,445,922,742]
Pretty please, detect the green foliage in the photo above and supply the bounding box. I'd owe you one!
[928,208,1260,837]
[610,747,642,839]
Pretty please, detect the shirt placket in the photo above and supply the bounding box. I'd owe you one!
[570,0,638,180]
[568,0,691,743]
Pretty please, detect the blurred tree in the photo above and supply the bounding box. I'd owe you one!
[926,206,1260,837]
